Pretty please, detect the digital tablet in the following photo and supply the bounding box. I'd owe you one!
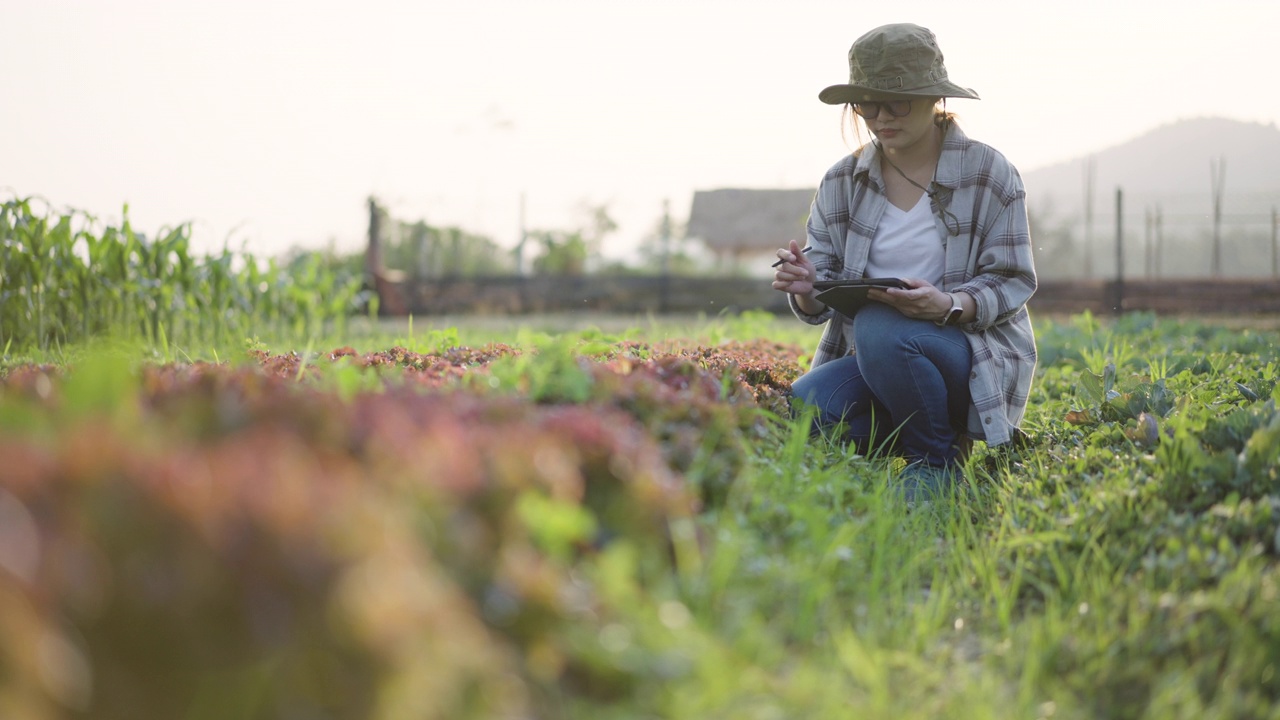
[812,278,908,317]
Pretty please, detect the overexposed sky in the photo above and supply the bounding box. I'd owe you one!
[3,0,1277,261]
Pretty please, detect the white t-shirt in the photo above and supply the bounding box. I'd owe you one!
[864,193,944,285]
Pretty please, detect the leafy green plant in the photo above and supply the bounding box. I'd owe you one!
[1,197,364,355]
[2,312,1280,719]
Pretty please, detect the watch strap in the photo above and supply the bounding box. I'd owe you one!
[936,292,964,327]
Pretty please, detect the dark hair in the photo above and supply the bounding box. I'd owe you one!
[934,98,957,128]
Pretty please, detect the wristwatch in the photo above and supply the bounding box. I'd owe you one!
[936,292,964,327]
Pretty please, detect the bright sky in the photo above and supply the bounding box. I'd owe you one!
[4,0,1277,262]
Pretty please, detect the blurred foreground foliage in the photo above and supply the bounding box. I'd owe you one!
[0,337,801,719]
[1,312,1280,718]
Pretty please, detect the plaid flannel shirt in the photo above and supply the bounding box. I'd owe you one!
[788,122,1037,446]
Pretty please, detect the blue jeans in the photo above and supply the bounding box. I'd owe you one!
[790,303,973,467]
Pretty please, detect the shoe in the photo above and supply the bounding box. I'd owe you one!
[898,462,959,505]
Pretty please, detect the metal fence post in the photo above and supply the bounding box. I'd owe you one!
[1114,187,1124,315]
[1273,205,1278,279]
[1211,157,1225,277]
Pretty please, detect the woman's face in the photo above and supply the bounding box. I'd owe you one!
[858,98,940,154]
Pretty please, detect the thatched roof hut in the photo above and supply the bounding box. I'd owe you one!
[686,188,816,258]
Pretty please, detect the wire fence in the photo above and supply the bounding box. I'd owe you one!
[1032,191,1280,281]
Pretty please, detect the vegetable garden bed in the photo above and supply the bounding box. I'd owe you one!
[2,313,1279,719]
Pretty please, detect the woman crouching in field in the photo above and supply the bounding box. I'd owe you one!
[772,23,1037,501]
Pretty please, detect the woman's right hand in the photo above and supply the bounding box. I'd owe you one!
[772,238,817,296]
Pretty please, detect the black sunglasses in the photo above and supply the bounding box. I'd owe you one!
[851,100,912,119]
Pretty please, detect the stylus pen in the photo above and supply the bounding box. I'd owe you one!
[771,246,812,268]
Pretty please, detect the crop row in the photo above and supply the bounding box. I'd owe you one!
[1,198,366,352]
[0,339,801,719]
[3,314,1280,717]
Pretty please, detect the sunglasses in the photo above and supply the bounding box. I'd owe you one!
[851,100,912,119]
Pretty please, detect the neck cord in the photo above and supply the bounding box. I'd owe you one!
[874,139,961,236]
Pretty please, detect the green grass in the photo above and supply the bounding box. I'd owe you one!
[663,311,1280,719]
[305,309,1280,717]
[337,307,826,352]
[453,308,1279,719]
[9,192,1279,716]
[4,305,1279,718]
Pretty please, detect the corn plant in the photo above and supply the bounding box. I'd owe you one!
[1,197,365,354]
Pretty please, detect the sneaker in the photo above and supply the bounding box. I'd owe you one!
[898,462,959,505]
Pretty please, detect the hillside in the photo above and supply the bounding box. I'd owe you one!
[1020,117,1280,280]
[1022,117,1280,213]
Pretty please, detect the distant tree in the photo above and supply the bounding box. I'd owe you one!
[364,198,511,278]
[581,203,617,266]
[634,212,710,276]
[529,203,616,276]
[530,229,588,275]
[403,222,512,278]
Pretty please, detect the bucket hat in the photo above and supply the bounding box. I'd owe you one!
[819,23,980,104]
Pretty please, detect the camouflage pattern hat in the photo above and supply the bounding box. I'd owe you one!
[819,23,980,104]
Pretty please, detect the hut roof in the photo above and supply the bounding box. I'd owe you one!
[686,188,815,253]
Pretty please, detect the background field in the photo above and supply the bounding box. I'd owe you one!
[5,199,1280,718]
[3,306,1280,719]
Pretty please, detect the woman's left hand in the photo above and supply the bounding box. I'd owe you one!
[869,278,954,321]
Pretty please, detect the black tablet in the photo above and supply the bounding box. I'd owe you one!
[812,278,908,317]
